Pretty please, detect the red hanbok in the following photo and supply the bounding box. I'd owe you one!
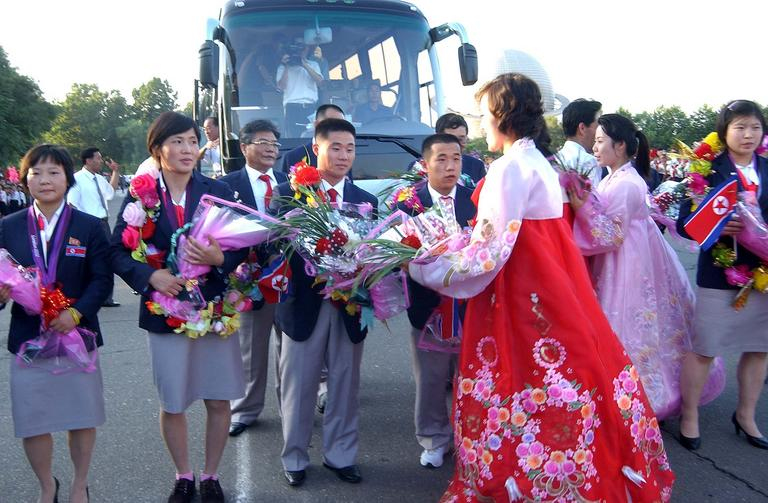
[410,139,675,502]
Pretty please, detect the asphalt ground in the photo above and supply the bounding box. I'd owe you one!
[0,195,766,502]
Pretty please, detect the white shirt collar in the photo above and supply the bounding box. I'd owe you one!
[245,165,276,184]
[33,199,66,229]
[321,178,346,202]
[427,183,457,205]
[158,172,187,207]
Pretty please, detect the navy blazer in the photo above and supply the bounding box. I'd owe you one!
[398,185,477,329]
[110,171,248,333]
[0,208,113,354]
[281,142,316,174]
[219,167,288,311]
[273,180,378,343]
[677,153,768,290]
[461,154,486,185]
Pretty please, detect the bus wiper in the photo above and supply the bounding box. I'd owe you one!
[356,134,421,158]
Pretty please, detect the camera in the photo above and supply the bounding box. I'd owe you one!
[285,42,305,66]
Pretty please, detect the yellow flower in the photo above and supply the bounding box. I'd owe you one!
[753,266,768,292]
[703,132,723,153]
[507,220,521,233]
[482,259,496,272]
[460,378,474,395]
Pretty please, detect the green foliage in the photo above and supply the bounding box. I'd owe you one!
[131,77,178,124]
[180,101,194,117]
[545,115,565,152]
[0,47,56,166]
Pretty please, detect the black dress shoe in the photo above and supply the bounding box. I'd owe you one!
[200,478,225,503]
[323,463,362,483]
[284,469,306,487]
[167,477,195,503]
[732,412,768,450]
[53,477,60,503]
[678,432,701,451]
[316,392,327,415]
[228,422,248,437]
[101,301,120,307]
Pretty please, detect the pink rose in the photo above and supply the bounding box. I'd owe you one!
[122,226,141,250]
[688,173,708,196]
[130,174,160,207]
[122,201,147,227]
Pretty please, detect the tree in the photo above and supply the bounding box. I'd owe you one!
[0,46,56,165]
[131,78,178,124]
[682,105,717,145]
[43,83,113,158]
[180,100,194,118]
[545,115,565,153]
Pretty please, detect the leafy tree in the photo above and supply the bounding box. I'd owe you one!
[115,118,149,172]
[0,46,56,165]
[545,115,565,152]
[180,101,194,118]
[681,105,717,145]
[43,83,114,159]
[131,78,178,124]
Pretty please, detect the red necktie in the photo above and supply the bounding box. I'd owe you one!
[327,187,339,204]
[37,214,45,231]
[259,174,273,207]
[737,169,758,194]
[175,205,185,226]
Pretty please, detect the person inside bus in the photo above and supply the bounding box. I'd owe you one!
[352,80,393,125]
[277,39,324,138]
[280,104,346,174]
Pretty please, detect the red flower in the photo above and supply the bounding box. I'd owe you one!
[122,226,141,250]
[146,250,166,270]
[401,234,422,249]
[293,164,321,187]
[165,316,184,328]
[141,219,156,240]
[130,173,160,207]
[693,143,713,160]
[315,237,332,255]
[331,228,349,247]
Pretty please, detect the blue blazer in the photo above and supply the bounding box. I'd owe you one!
[677,153,768,290]
[461,154,486,185]
[280,142,316,174]
[398,184,477,329]
[0,208,113,354]
[272,180,378,343]
[110,171,248,333]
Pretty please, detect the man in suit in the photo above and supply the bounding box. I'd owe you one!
[558,99,603,189]
[435,113,486,186]
[280,104,345,174]
[274,118,377,487]
[398,134,477,468]
[219,120,289,437]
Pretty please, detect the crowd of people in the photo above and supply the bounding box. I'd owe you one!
[1,72,766,503]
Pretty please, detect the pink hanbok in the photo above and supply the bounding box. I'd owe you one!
[572,162,724,419]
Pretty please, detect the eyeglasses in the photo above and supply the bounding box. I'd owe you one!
[245,139,281,148]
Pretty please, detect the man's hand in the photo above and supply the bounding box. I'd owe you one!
[149,269,187,297]
[721,215,745,237]
[0,284,11,304]
[106,158,120,172]
[185,236,225,267]
[50,310,78,334]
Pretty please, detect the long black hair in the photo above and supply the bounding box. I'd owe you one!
[597,113,650,180]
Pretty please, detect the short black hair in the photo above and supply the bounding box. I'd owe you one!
[316,104,345,120]
[562,99,602,137]
[422,133,462,158]
[240,120,280,143]
[203,116,218,124]
[147,112,200,161]
[716,100,767,145]
[435,113,468,134]
[80,147,101,165]
[314,118,356,141]
[20,144,76,189]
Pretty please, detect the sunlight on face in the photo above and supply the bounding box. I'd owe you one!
[592,126,623,169]
[725,115,764,160]
[158,128,199,174]
[27,159,68,205]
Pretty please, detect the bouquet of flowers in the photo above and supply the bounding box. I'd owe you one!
[551,152,595,199]
[0,249,42,314]
[378,158,477,209]
[121,173,166,269]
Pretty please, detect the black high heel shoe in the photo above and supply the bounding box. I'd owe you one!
[732,412,768,450]
[678,432,701,451]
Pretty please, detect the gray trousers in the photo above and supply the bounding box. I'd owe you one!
[409,326,456,450]
[280,301,364,471]
[230,305,278,424]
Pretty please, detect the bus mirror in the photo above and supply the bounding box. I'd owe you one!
[199,40,219,88]
[304,26,332,45]
[458,43,478,86]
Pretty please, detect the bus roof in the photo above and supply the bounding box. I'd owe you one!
[221,0,425,19]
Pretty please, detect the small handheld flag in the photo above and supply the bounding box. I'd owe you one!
[258,257,292,303]
[683,175,738,250]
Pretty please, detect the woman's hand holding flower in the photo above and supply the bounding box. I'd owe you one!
[149,269,187,297]
[50,309,77,334]
[185,236,224,267]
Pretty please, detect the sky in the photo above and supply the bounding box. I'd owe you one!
[2,0,767,116]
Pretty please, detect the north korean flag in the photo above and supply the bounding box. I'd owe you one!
[684,175,738,250]
[257,256,292,304]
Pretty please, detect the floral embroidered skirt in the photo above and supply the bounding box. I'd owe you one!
[441,218,675,503]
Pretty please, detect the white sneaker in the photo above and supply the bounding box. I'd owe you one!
[419,446,446,468]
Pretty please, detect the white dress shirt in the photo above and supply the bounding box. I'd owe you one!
[245,165,278,213]
[67,167,115,219]
[321,179,346,204]
[736,161,760,186]
[427,184,457,207]
[33,200,66,265]
[557,140,602,188]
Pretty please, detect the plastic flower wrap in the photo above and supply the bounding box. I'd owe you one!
[552,152,594,198]
[0,249,42,314]
[176,194,281,279]
[17,327,98,375]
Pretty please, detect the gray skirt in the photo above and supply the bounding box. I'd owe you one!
[692,287,768,357]
[148,331,245,413]
[10,352,105,438]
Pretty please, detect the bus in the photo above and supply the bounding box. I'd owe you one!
[194,0,477,196]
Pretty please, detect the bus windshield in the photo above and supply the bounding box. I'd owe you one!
[222,8,437,141]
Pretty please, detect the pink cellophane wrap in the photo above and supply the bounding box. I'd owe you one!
[17,327,98,375]
[369,270,410,320]
[735,193,768,261]
[149,281,206,321]
[177,194,280,278]
[0,248,43,315]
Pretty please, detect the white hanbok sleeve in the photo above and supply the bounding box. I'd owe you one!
[408,153,532,298]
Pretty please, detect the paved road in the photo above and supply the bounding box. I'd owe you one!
[0,195,766,502]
